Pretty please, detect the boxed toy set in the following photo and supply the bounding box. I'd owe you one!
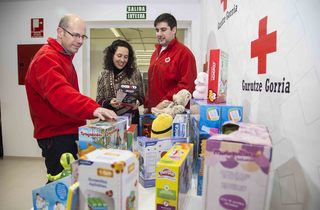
[202,122,272,210]
[78,118,127,156]
[190,99,243,135]
[32,176,71,210]
[78,148,138,210]
[207,49,228,103]
[136,136,188,188]
[126,124,138,152]
[172,113,190,140]
[155,143,194,210]
[139,114,156,137]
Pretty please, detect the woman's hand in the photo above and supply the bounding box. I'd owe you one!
[110,98,121,108]
[132,100,140,110]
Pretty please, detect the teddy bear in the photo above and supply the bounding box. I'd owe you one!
[151,89,191,118]
[192,71,208,100]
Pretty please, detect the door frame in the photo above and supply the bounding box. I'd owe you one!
[82,20,192,97]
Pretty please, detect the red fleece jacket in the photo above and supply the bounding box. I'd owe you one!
[25,38,99,139]
[145,38,197,109]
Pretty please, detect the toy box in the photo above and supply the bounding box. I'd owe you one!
[207,49,228,103]
[172,114,190,140]
[155,143,193,210]
[126,124,138,151]
[202,122,272,210]
[139,114,156,137]
[137,136,188,188]
[78,118,127,156]
[66,181,79,210]
[32,176,71,210]
[196,136,209,196]
[78,148,138,210]
[190,99,243,135]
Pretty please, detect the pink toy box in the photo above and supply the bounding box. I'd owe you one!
[202,122,272,210]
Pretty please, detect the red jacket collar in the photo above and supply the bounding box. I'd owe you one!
[47,37,74,58]
[155,38,178,53]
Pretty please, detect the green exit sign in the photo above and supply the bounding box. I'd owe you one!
[126,5,147,19]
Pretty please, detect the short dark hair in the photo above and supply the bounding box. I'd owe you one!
[103,39,137,78]
[154,13,177,29]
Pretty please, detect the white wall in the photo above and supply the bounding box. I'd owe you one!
[0,0,201,157]
[200,0,320,209]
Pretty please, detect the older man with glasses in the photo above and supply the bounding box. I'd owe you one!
[25,14,117,183]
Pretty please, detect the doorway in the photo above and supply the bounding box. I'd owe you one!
[83,21,191,100]
[89,27,186,99]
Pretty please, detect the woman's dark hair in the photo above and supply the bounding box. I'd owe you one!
[103,39,137,78]
[154,13,177,30]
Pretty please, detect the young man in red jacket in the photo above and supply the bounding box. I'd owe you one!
[25,14,117,182]
[144,13,197,112]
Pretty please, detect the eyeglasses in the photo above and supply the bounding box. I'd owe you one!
[61,27,88,40]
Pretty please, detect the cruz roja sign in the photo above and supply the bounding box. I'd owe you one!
[127,5,147,20]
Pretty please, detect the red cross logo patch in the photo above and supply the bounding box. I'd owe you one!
[251,16,277,74]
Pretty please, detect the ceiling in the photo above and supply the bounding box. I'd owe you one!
[90,28,185,66]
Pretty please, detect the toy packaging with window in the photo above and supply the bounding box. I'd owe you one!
[138,114,156,137]
[78,117,127,156]
[155,143,193,210]
[78,148,138,210]
[137,136,188,188]
[172,113,190,140]
[202,122,272,210]
[190,99,243,135]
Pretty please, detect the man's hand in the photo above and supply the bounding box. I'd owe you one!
[93,107,117,121]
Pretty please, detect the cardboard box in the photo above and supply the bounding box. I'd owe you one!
[202,122,272,210]
[138,114,156,137]
[78,118,127,156]
[78,148,138,210]
[137,136,188,188]
[207,49,228,103]
[172,114,190,140]
[155,143,193,210]
[190,99,243,135]
[126,124,138,151]
[32,176,71,210]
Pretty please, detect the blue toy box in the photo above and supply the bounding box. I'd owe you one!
[32,176,71,210]
[190,99,243,134]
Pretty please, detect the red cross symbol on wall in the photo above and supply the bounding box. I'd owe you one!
[251,16,277,74]
[221,0,227,11]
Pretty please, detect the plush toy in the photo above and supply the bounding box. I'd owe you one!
[47,153,75,182]
[192,72,208,100]
[151,89,191,117]
[151,113,173,138]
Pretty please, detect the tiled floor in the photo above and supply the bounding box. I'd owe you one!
[0,156,47,210]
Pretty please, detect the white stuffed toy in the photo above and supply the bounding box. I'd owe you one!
[192,72,208,100]
[151,89,192,117]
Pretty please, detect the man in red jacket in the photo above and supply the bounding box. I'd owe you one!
[25,14,117,182]
[144,13,197,112]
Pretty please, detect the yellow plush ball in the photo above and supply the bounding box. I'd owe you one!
[151,113,173,138]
